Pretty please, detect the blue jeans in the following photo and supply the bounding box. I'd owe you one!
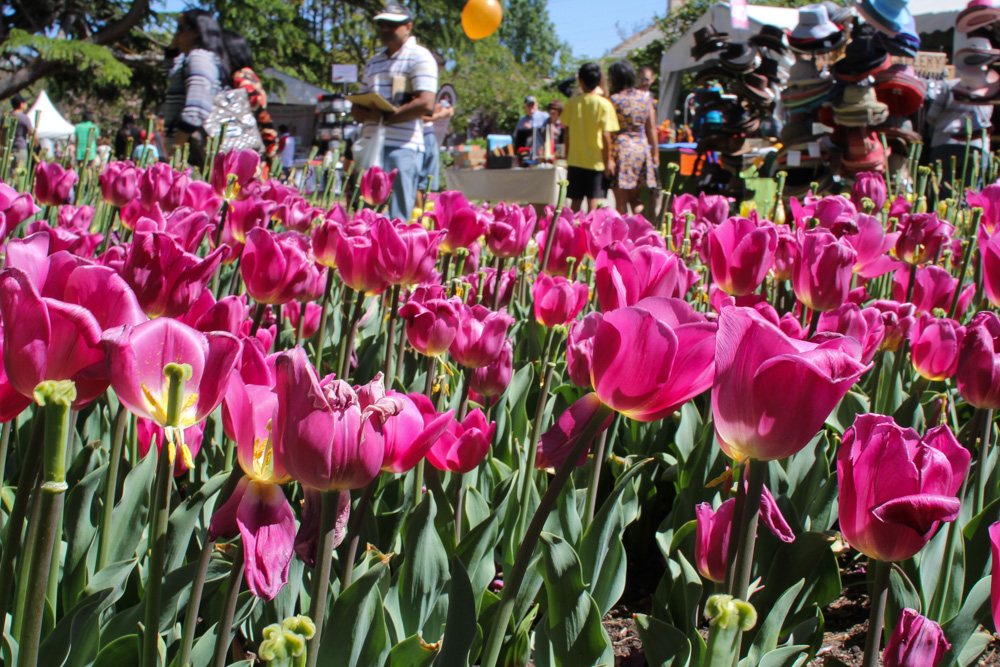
[419,131,440,191]
[382,145,421,221]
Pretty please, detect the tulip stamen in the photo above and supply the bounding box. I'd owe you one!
[140,384,168,425]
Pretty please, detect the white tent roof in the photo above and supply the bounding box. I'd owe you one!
[910,0,969,35]
[27,91,76,140]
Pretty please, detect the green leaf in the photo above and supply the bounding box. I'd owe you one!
[164,470,229,571]
[756,533,840,628]
[654,552,703,636]
[957,631,992,667]
[399,494,450,638]
[107,448,156,564]
[963,498,1000,591]
[319,554,392,667]
[886,565,922,636]
[919,519,965,623]
[388,634,439,667]
[455,512,501,615]
[825,391,870,434]
[674,401,703,463]
[756,645,810,667]
[435,557,476,667]
[62,462,106,607]
[743,579,805,667]
[92,634,139,667]
[633,614,691,667]
[537,533,610,667]
[939,575,992,667]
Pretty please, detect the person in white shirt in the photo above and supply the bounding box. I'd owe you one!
[352,3,437,220]
[279,124,296,175]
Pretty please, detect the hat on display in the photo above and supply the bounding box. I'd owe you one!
[954,61,1000,99]
[786,58,827,86]
[374,2,414,23]
[791,5,840,41]
[692,26,731,60]
[954,37,1000,68]
[824,1,854,25]
[749,25,789,52]
[755,57,786,84]
[957,0,1000,34]
[882,30,921,57]
[720,43,761,73]
[780,122,828,149]
[833,85,890,126]
[841,129,886,173]
[873,64,927,115]
[855,0,914,36]
[834,36,891,81]
[695,65,735,85]
[733,73,776,105]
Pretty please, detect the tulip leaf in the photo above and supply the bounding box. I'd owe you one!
[742,579,805,667]
[537,532,610,667]
[939,575,992,667]
[92,634,138,667]
[388,634,439,667]
[163,469,230,572]
[455,512,501,614]
[399,494,450,638]
[755,645,810,667]
[957,631,992,667]
[886,564,922,637]
[435,557,476,667]
[633,614,691,667]
[825,390,869,435]
[62,462,106,607]
[2,621,17,667]
[756,532,840,628]
[962,498,1000,591]
[919,518,965,624]
[106,448,157,565]
[319,554,391,667]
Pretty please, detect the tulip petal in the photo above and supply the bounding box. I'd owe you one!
[870,494,961,537]
[294,488,351,567]
[236,480,295,600]
[537,392,614,469]
[760,485,795,543]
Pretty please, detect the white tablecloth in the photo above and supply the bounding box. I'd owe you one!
[444,166,566,205]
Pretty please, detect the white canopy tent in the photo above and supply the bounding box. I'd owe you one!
[26,91,75,140]
[657,3,799,123]
[910,0,969,36]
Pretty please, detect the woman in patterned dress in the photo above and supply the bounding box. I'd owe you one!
[608,60,659,215]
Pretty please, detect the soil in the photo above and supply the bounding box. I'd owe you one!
[603,604,644,667]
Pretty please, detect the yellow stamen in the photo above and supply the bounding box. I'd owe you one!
[140,383,168,425]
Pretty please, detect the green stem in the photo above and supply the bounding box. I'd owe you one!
[383,284,402,380]
[16,380,74,667]
[340,291,367,379]
[950,209,983,321]
[976,409,994,518]
[479,403,614,667]
[210,545,245,667]
[249,301,267,338]
[539,209,561,275]
[340,483,376,590]
[0,416,44,621]
[424,355,438,399]
[313,272,336,370]
[491,256,505,311]
[454,472,465,543]
[96,406,128,571]
[457,366,474,422]
[584,427,610,526]
[520,355,557,511]
[731,460,766,601]
[305,490,345,667]
[860,559,893,667]
[0,420,13,535]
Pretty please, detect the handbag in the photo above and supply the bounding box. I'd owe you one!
[203,87,264,153]
[353,119,385,171]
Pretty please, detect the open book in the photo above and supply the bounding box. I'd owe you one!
[346,92,397,113]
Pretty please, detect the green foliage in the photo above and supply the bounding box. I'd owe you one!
[1,29,132,87]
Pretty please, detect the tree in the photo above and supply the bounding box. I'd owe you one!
[496,0,567,74]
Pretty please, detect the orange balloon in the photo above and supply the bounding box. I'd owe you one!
[462,0,503,40]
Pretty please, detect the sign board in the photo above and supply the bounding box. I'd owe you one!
[332,64,358,84]
[731,0,749,30]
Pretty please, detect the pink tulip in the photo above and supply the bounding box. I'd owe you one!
[0,181,38,236]
[487,203,536,258]
[893,264,973,317]
[533,273,588,328]
[811,196,858,236]
[399,294,461,357]
[449,304,515,368]
[227,198,276,245]
[980,226,1000,310]
[990,521,1000,633]
[121,200,165,232]
[138,163,174,209]
[843,213,900,279]
[536,208,587,277]
[957,311,1000,409]
[536,393,614,468]
[182,180,223,217]
[372,218,443,286]
[26,219,103,258]
[713,306,868,461]
[0,325,32,423]
[838,414,969,562]
[895,213,953,265]
[242,228,326,305]
[57,205,94,232]
[425,408,495,473]
[583,209,663,257]
[294,488,351,567]
[164,206,214,254]
[121,231,226,318]
[595,242,699,309]
[883,608,950,667]
[336,228,389,295]
[360,166,397,207]
[103,318,240,427]
[694,485,794,583]
[211,149,261,198]
[430,191,488,253]
[274,348,400,491]
[910,314,965,381]
[34,161,78,206]
[873,300,918,353]
[160,168,193,211]
[816,303,885,365]
[137,418,205,477]
[99,161,140,208]
[566,312,600,388]
[792,228,857,312]
[708,217,778,297]
[381,391,455,473]
[471,339,513,398]
[672,192,730,252]
[967,184,1000,235]
[283,301,322,340]
[273,197,321,233]
[187,294,249,336]
[851,172,887,213]
[590,297,716,422]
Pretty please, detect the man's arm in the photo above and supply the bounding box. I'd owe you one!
[602,131,614,177]
[385,90,435,124]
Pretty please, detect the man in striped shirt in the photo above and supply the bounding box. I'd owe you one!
[352,3,438,221]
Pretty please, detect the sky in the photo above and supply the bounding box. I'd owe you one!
[547,0,666,59]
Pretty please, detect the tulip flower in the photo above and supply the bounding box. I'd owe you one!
[708,217,778,297]
[360,166,397,207]
[990,521,1000,633]
[536,209,587,277]
[713,306,868,461]
[139,163,175,209]
[242,228,326,305]
[0,181,38,236]
[967,184,1000,235]
[471,339,513,398]
[57,204,94,232]
[792,229,857,312]
[25,219,103,258]
[99,161,140,208]
[838,414,969,562]
[121,200,165,232]
[466,266,516,309]
[583,209,663,257]
[185,294,249,336]
[399,295,461,357]
[910,314,964,381]
[336,228,389,295]
[533,273,589,327]
[294,489,351,567]
[980,226,1000,310]
[212,149,261,199]
[672,192,730,252]
[103,318,240,428]
[0,325,32,423]
[449,304,515,368]
[273,348,400,491]
[883,608,950,667]
[694,485,795,583]
[595,242,700,309]
[122,231,226,319]
[273,197,321,233]
[160,168,192,212]
[816,303,886,365]
[893,264,974,317]
[227,197,276,245]
[380,392,454,473]
[812,196,858,236]
[957,312,1000,410]
[34,161,78,206]
[566,312,600,388]
[311,217,358,269]
[182,180,223,217]
[429,191,488,253]
[137,418,205,476]
[852,172,888,213]
[283,301,322,340]
[425,408,495,473]
[843,213,900,279]
[372,218,443,286]
[487,202,536,258]
[895,213,953,265]
[590,297,716,422]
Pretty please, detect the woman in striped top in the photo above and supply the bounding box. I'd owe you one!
[163,9,228,167]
